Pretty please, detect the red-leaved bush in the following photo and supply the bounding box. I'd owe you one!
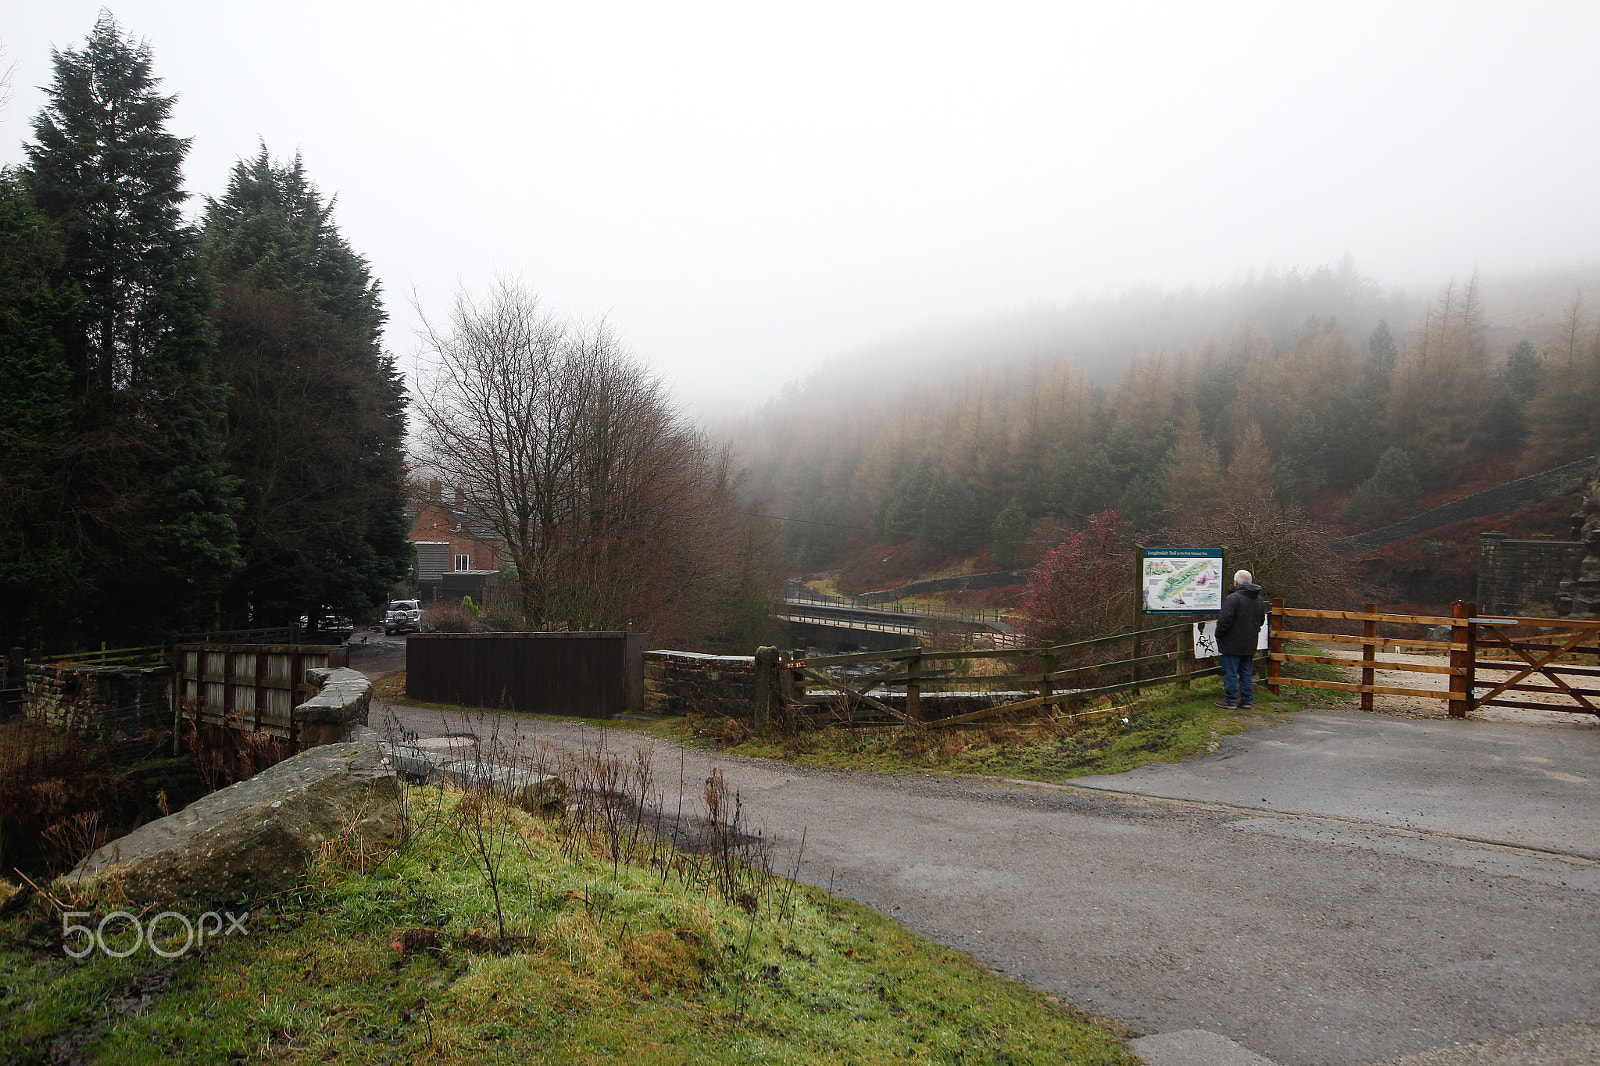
[1017,510,1136,645]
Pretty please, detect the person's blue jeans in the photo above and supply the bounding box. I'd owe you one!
[1220,653,1254,707]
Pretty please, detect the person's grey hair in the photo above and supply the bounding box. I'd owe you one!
[1234,569,1252,585]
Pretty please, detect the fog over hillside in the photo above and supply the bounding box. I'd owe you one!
[725,258,1600,590]
[722,260,1600,432]
[6,3,1598,416]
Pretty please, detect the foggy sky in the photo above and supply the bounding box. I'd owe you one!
[3,1,1598,415]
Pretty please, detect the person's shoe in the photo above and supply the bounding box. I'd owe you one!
[1214,700,1237,709]
[1239,702,1253,708]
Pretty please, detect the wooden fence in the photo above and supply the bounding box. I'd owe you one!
[173,643,349,741]
[1265,601,1600,718]
[753,600,1600,729]
[758,620,1226,729]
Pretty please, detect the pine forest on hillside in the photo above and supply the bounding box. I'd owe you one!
[732,266,1600,617]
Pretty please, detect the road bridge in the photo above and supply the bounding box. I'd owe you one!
[775,589,1015,651]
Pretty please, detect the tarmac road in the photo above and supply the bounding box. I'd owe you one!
[352,641,1600,1066]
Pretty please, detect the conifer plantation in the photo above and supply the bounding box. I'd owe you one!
[202,150,411,634]
[0,17,410,648]
[735,266,1600,617]
[7,15,239,647]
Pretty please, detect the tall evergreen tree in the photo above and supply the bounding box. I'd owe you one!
[0,170,82,648]
[22,15,238,643]
[1364,319,1398,391]
[989,497,1028,568]
[201,148,410,629]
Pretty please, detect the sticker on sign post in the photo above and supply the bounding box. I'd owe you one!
[1192,620,1269,657]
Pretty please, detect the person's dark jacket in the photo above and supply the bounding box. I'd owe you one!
[1216,582,1266,656]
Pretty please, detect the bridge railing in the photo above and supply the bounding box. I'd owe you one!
[779,587,1012,628]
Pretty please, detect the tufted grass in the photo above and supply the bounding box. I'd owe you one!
[0,779,1136,1065]
[669,644,1345,782]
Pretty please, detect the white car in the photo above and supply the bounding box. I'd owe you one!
[384,599,422,634]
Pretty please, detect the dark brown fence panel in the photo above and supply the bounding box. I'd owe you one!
[406,632,647,718]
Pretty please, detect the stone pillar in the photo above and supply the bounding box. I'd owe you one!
[1560,472,1600,618]
[1477,532,1507,614]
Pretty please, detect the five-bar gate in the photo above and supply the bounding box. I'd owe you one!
[1266,601,1600,719]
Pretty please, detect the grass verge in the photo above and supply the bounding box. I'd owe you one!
[0,771,1136,1065]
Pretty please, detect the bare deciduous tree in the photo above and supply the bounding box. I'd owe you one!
[414,279,777,648]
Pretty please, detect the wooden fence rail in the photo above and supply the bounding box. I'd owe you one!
[757,600,1600,729]
[173,643,348,742]
[763,620,1225,729]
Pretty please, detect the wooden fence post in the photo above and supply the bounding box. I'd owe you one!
[254,649,268,732]
[1361,603,1377,713]
[906,645,922,723]
[290,648,304,746]
[171,644,183,756]
[1177,621,1192,691]
[1267,600,1283,695]
[1448,601,1474,718]
[1040,649,1055,708]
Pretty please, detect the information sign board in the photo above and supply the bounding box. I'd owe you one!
[1141,549,1224,614]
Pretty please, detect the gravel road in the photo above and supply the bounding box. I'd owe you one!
[348,637,1600,1066]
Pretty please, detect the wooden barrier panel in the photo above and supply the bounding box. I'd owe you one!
[780,621,1218,729]
[173,643,347,741]
[408,632,647,718]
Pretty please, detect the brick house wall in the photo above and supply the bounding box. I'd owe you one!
[409,501,501,572]
[407,480,503,577]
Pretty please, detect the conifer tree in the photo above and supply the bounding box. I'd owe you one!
[1343,448,1422,529]
[989,498,1028,568]
[1160,420,1225,518]
[1224,421,1277,502]
[1523,310,1600,471]
[0,171,81,647]
[202,148,411,629]
[23,15,238,642]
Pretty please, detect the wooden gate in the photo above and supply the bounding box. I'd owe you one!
[1467,611,1600,717]
[1266,602,1600,719]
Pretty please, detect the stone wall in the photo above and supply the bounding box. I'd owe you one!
[1476,533,1586,617]
[1562,471,1600,618]
[24,662,174,764]
[1340,456,1597,552]
[294,667,373,748]
[67,733,401,906]
[24,660,372,761]
[644,651,759,715]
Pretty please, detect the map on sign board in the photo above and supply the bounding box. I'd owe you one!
[1141,549,1224,613]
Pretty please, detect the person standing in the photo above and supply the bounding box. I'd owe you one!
[1215,569,1266,709]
